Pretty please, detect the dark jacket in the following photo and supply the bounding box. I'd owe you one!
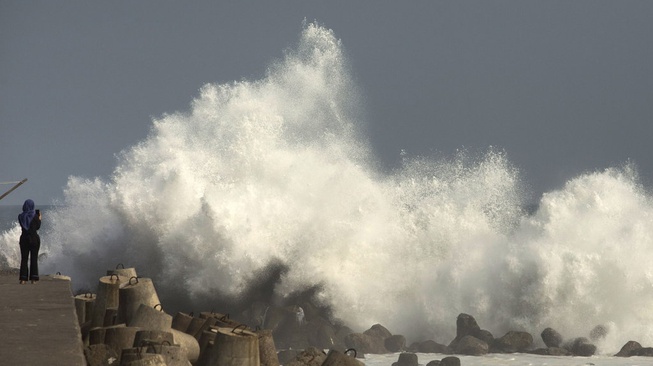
[19,216,41,246]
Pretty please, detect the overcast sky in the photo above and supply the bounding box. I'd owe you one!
[1,1,652,206]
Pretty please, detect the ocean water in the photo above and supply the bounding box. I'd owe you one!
[2,23,653,365]
[364,353,653,366]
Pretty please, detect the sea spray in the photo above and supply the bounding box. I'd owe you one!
[511,165,653,351]
[1,23,653,354]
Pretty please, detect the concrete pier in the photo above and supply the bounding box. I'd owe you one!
[0,272,86,365]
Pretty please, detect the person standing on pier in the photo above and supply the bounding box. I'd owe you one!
[18,199,41,284]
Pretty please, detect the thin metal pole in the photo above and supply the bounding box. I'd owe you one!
[0,178,28,201]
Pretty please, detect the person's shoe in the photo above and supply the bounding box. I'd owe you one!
[30,280,36,284]
[19,280,26,284]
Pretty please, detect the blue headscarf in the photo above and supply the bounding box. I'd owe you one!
[18,199,36,230]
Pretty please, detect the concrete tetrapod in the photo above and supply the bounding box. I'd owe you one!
[128,303,172,331]
[119,277,162,325]
[90,274,128,328]
[201,325,260,366]
[122,344,189,366]
[133,330,175,347]
[257,329,280,366]
[171,328,201,363]
[172,311,194,333]
[74,292,96,325]
[103,326,142,363]
[322,349,365,366]
[106,263,138,279]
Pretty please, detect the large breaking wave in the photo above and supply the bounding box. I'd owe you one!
[2,22,653,353]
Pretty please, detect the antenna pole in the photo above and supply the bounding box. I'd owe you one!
[0,178,28,202]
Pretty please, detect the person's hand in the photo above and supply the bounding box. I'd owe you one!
[38,212,42,220]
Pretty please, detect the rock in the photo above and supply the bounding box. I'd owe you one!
[344,332,388,354]
[424,357,461,366]
[391,352,418,366]
[321,349,365,366]
[406,342,420,352]
[494,331,533,353]
[448,313,491,350]
[385,334,407,352]
[615,340,642,357]
[589,324,608,341]
[563,337,596,356]
[306,316,344,350]
[455,313,480,339]
[364,324,392,340]
[474,329,495,346]
[335,325,355,348]
[528,347,571,356]
[632,347,653,357]
[416,340,452,354]
[285,347,327,366]
[440,356,461,366]
[452,335,488,355]
[540,327,563,348]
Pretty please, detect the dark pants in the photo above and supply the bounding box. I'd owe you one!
[19,240,40,281]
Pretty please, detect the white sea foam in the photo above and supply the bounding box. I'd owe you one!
[2,23,653,356]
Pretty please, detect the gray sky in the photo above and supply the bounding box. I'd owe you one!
[1,1,652,206]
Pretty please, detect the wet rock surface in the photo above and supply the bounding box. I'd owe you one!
[541,327,563,348]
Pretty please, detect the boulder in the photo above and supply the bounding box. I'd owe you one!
[416,340,452,354]
[440,356,461,366]
[321,349,365,366]
[451,335,488,355]
[425,356,461,366]
[615,340,642,357]
[528,347,571,356]
[494,331,533,353]
[589,324,608,341]
[406,342,420,352]
[632,347,653,357]
[344,332,388,354]
[285,347,327,366]
[448,314,490,350]
[335,325,355,348]
[474,329,495,346]
[563,337,596,356]
[385,334,407,352]
[575,343,597,357]
[455,313,480,339]
[391,352,418,366]
[306,316,344,350]
[540,327,563,348]
[364,324,392,340]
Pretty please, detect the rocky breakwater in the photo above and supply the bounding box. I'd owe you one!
[77,265,274,366]
[285,311,653,365]
[73,265,653,365]
[75,265,366,366]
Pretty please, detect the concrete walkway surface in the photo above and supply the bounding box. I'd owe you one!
[0,272,86,366]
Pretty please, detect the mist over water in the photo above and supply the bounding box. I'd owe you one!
[2,23,653,354]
